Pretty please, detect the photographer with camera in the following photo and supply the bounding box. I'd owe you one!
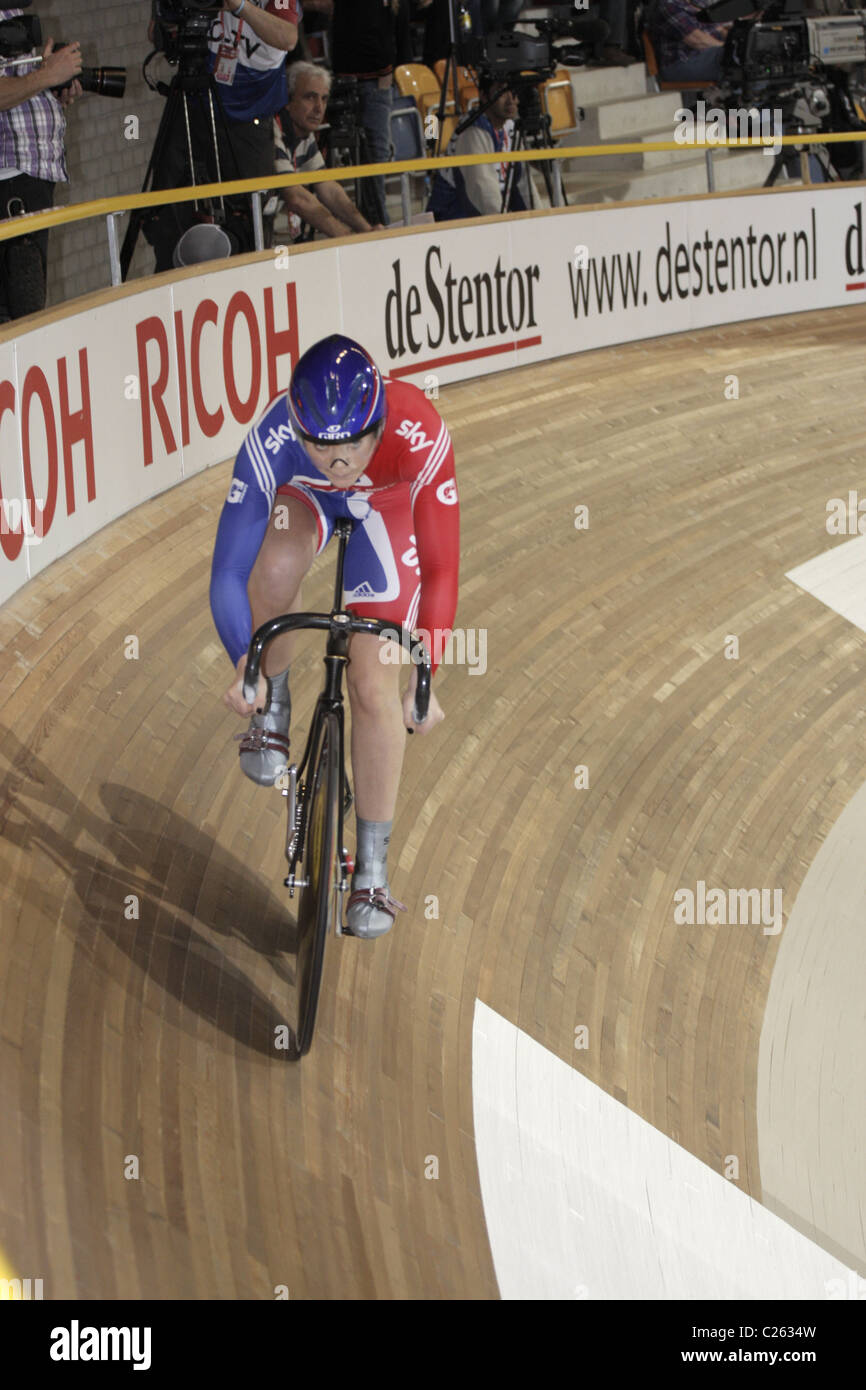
[274,61,381,239]
[426,72,533,219]
[0,8,82,322]
[144,0,300,271]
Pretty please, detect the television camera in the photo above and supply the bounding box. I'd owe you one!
[701,0,866,178]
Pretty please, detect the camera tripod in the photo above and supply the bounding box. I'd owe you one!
[119,58,248,280]
[502,78,565,210]
[763,122,837,187]
[320,82,382,227]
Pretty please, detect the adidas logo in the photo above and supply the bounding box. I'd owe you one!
[350,582,376,599]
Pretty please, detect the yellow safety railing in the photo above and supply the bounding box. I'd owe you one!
[1,133,864,248]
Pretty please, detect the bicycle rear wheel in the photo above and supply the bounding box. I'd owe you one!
[294,713,339,1057]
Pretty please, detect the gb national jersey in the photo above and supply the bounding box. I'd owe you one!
[209,378,460,672]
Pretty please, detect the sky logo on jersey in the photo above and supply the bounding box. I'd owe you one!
[263,422,296,454]
[396,419,435,454]
[226,478,248,504]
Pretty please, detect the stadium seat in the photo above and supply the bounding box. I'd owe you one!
[433,60,479,111]
[541,68,578,136]
[388,96,428,223]
[640,30,705,93]
[436,113,460,152]
[394,63,454,120]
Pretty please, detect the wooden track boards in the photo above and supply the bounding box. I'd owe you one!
[1,305,864,1298]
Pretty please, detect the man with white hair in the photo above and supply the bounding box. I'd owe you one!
[274,62,380,240]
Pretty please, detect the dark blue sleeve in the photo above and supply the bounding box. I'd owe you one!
[209,395,302,666]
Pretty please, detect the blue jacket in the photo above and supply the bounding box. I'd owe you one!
[427,114,530,220]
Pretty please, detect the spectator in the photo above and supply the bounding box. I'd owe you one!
[427,75,533,220]
[592,1,638,66]
[647,0,731,84]
[293,0,332,63]
[331,0,412,227]
[144,0,299,271]
[0,16,82,321]
[419,0,449,68]
[274,62,380,239]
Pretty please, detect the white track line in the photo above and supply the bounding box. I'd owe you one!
[786,534,866,632]
[472,1000,858,1300]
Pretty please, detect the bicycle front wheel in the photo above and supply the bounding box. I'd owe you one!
[294,713,339,1057]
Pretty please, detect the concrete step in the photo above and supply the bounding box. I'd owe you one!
[561,124,714,172]
[578,90,685,143]
[566,61,649,108]
[560,148,778,203]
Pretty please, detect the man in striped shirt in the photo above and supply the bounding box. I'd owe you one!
[0,12,82,320]
[273,62,378,240]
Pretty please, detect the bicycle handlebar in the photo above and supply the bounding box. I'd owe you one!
[242,612,432,726]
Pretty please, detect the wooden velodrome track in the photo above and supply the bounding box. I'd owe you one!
[1,303,865,1299]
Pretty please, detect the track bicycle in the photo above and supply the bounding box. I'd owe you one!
[242,517,431,1059]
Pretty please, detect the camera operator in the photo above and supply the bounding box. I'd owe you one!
[0,10,82,322]
[274,61,381,239]
[145,0,300,271]
[426,73,534,219]
[331,0,413,227]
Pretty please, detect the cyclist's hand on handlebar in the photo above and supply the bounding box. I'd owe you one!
[402,668,444,735]
[224,654,268,716]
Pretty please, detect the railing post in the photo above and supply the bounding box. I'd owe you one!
[400,172,411,228]
[250,192,265,251]
[551,158,564,208]
[705,148,715,193]
[105,210,125,287]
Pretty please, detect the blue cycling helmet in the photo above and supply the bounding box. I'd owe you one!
[288,334,385,443]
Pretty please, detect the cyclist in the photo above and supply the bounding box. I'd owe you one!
[210,334,460,939]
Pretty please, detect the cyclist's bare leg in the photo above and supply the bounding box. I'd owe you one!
[236,496,318,785]
[346,632,406,821]
[345,632,408,937]
[247,495,319,675]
